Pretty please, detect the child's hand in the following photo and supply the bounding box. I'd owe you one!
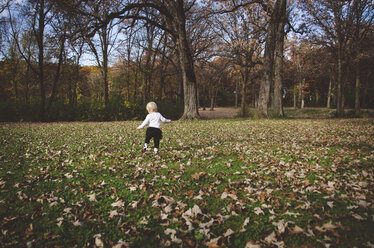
[136,127,142,130]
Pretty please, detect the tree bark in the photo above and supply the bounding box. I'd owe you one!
[37,0,47,121]
[273,4,286,117]
[210,88,215,111]
[102,25,109,106]
[258,42,273,117]
[175,4,199,120]
[299,78,305,109]
[258,0,286,118]
[240,69,249,117]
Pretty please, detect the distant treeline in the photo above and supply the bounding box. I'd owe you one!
[0,98,184,122]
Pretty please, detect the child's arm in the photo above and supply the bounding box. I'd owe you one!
[160,114,171,123]
[137,116,150,129]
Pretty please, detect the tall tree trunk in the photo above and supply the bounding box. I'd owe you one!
[240,70,249,117]
[258,0,286,117]
[159,65,165,100]
[299,78,305,109]
[210,87,215,111]
[336,47,344,117]
[24,62,30,104]
[173,47,184,101]
[235,75,238,108]
[48,35,65,112]
[102,27,109,107]
[10,55,19,99]
[126,32,133,102]
[72,46,83,106]
[158,37,167,100]
[354,63,361,116]
[258,41,273,117]
[175,6,199,120]
[251,83,256,108]
[37,0,46,121]
[273,4,286,117]
[240,80,246,117]
[327,75,332,108]
[362,71,370,108]
[72,63,79,106]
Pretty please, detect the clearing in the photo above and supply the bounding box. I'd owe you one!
[0,118,373,247]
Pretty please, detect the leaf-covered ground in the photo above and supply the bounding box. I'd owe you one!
[1,119,373,247]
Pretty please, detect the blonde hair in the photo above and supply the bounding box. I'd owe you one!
[146,102,157,112]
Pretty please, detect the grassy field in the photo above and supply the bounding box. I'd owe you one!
[1,118,373,247]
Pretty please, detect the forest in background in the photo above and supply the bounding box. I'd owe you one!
[0,0,373,122]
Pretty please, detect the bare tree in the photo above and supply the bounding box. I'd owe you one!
[51,0,201,119]
[8,0,53,120]
[299,0,371,117]
[214,3,264,117]
[258,0,287,118]
[346,0,374,116]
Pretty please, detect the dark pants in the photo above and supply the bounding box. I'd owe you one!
[145,127,163,148]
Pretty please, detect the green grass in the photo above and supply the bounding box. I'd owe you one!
[1,118,374,247]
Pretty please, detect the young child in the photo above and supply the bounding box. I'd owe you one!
[137,102,171,154]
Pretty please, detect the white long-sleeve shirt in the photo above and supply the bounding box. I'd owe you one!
[138,112,171,129]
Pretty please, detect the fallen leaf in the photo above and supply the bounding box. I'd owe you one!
[109,210,119,218]
[224,228,235,237]
[88,193,97,202]
[253,207,264,215]
[264,231,277,244]
[111,200,125,208]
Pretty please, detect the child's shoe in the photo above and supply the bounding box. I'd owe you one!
[142,144,148,152]
[154,148,159,154]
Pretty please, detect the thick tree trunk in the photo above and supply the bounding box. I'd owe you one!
[258,48,273,117]
[273,9,286,117]
[175,7,199,120]
[258,0,286,118]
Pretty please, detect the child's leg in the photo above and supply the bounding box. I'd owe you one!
[144,128,152,149]
[153,129,162,153]
[154,138,160,149]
